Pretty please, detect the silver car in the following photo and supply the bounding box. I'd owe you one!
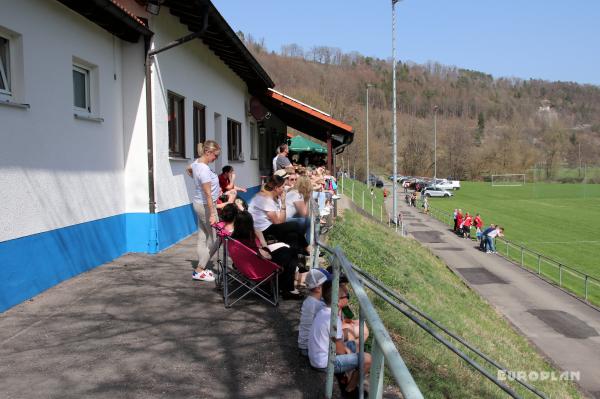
[423,186,453,197]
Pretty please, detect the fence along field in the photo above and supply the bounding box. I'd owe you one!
[428,181,600,305]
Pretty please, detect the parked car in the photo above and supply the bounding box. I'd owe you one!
[429,179,454,191]
[423,186,453,197]
[367,174,384,188]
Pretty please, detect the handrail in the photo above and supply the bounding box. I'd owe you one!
[426,204,600,305]
[317,241,425,399]
[309,198,423,399]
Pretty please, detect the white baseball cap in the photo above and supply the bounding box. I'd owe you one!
[305,268,331,289]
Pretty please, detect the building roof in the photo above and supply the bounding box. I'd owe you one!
[58,0,274,91]
[258,89,354,148]
[56,0,152,42]
[165,0,274,91]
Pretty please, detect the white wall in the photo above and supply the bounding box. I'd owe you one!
[0,0,127,241]
[149,10,262,212]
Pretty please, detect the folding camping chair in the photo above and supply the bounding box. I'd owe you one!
[222,236,283,308]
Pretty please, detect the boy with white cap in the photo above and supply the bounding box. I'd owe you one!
[298,268,331,356]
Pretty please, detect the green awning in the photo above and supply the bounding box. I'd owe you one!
[289,135,327,153]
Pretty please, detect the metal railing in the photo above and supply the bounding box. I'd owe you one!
[426,205,600,307]
[309,199,423,399]
[339,176,407,235]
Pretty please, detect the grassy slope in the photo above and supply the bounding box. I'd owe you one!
[338,177,387,220]
[328,210,583,399]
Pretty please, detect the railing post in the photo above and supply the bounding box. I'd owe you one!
[537,254,541,275]
[352,181,355,202]
[362,190,365,209]
[585,276,588,300]
[369,339,385,399]
[371,196,374,216]
[359,308,365,399]
[380,204,383,223]
[520,246,524,267]
[559,266,562,287]
[325,256,341,398]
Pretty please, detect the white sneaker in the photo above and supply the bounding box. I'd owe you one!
[320,209,330,217]
[193,270,215,282]
[331,194,341,200]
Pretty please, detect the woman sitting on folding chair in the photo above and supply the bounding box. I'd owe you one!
[248,174,310,255]
[232,211,303,300]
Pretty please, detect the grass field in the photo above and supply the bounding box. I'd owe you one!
[328,211,584,399]
[427,181,600,304]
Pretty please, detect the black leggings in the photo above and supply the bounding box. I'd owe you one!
[264,222,309,251]
[269,246,297,292]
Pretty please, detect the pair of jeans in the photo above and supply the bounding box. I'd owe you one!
[313,191,326,212]
[264,221,309,252]
[486,235,496,252]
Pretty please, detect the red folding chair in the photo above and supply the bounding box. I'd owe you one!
[222,236,283,308]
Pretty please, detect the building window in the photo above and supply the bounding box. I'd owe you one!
[227,118,242,161]
[73,65,90,112]
[0,36,10,94]
[250,122,258,160]
[168,91,185,158]
[193,102,206,159]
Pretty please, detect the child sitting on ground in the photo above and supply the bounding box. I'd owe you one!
[297,268,331,356]
[308,281,372,396]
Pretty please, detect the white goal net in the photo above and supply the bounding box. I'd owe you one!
[491,174,526,186]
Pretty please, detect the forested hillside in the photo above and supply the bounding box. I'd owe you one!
[242,34,600,180]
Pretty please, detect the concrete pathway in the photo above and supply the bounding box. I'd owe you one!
[0,235,334,399]
[386,190,600,398]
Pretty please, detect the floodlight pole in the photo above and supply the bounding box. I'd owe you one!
[366,84,373,188]
[392,0,400,225]
[433,105,438,186]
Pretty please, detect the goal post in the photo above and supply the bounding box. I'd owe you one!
[491,174,526,186]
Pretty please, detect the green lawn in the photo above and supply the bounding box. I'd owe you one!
[328,211,584,399]
[427,181,600,304]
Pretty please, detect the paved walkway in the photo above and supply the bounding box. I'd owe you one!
[0,235,333,399]
[386,190,600,398]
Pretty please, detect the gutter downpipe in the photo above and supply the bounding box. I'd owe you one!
[144,8,209,252]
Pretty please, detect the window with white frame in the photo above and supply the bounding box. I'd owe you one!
[0,35,11,94]
[250,122,258,160]
[227,118,242,161]
[73,64,91,112]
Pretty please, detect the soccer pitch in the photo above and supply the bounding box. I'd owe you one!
[428,182,600,302]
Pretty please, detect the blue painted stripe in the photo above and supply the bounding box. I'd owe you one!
[0,186,261,313]
[0,214,127,312]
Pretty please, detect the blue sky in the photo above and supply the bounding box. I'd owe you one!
[212,0,600,86]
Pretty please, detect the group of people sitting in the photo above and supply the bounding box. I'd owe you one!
[453,209,504,253]
[298,268,371,398]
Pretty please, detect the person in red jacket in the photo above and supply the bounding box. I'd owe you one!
[462,212,472,239]
[455,209,463,234]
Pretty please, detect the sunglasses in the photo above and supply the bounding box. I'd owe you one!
[288,178,297,181]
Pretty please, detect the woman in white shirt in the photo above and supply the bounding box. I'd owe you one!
[249,174,309,254]
[190,140,221,282]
